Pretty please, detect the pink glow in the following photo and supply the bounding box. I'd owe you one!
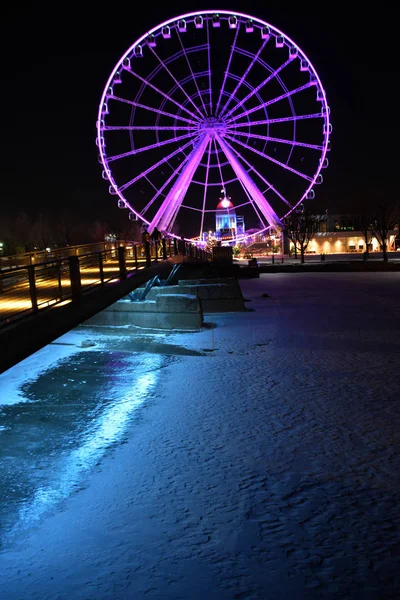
[222,57,294,120]
[110,95,198,124]
[216,134,283,229]
[218,38,268,118]
[220,137,292,209]
[149,135,210,233]
[96,10,331,241]
[231,131,324,151]
[227,81,315,123]
[124,66,201,122]
[119,138,197,193]
[225,134,314,182]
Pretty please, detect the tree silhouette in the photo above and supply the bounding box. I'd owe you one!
[370,203,399,262]
[284,207,320,264]
[31,213,54,249]
[356,213,373,257]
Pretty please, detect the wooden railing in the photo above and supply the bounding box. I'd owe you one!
[0,240,210,328]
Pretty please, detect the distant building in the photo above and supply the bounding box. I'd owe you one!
[288,212,398,254]
[214,190,245,242]
[307,231,397,254]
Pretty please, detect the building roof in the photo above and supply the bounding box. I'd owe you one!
[217,198,234,210]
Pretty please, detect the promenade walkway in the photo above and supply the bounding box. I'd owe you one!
[0,272,399,599]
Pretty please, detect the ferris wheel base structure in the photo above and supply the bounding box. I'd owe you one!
[97,10,331,243]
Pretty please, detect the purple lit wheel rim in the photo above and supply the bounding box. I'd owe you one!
[97,10,331,242]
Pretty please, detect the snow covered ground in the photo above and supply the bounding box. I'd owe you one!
[0,272,399,599]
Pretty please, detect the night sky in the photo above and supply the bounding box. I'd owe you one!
[0,1,398,225]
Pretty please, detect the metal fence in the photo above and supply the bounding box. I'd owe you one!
[0,240,210,328]
[0,241,118,270]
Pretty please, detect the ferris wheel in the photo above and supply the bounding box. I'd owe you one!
[96,10,331,242]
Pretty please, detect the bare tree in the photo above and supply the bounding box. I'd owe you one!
[31,213,55,250]
[0,212,34,254]
[284,208,319,264]
[124,220,141,241]
[89,220,108,242]
[355,213,373,257]
[370,203,399,262]
[14,212,34,251]
[56,212,74,247]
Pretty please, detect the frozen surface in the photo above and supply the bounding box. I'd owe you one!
[0,272,400,599]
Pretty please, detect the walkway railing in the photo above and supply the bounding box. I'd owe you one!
[0,239,210,329]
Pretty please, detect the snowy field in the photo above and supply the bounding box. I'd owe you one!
[0,272,399,599]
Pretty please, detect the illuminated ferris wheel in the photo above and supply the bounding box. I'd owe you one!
[96,10,331,242]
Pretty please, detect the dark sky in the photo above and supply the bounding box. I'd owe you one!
[0,1,398,224]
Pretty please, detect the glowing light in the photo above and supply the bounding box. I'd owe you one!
[54,299,72,308]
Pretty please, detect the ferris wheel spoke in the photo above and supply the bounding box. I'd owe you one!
[124,68,202,122]
[118,137,198,192]
[227,113,324,128]
[107,131,197,163]
[148,46,205,119]
[102,125,198,131]
[175,31,208,115]
[144,175,159,194]
[223,57,294,121]
[110,95,198,124]
[220,135,293,209]
[218,40,268,118]
[168,197,184,235]
[231,130,324,151]
[200,139,212,238]
[206,17,212,116]
[242,184,269,230]
[213,138,227,192]
[140,151,193,216]
[181,205,204,213]
[227,81,316,123]
[225,133,314,182]
[149,135,210,232]
[215,133,283,229]
[214,25,240,117]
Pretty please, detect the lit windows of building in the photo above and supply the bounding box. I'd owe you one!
[214,189,245,242]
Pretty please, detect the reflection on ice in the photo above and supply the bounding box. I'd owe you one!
[18,365,160,528]
[1,350,163,543]
[0,337,92,407]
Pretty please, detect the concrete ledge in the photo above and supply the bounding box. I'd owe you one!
[87,293,203,330]
[179,277,244,300]
[143,278,246,313]
[156,294,201,313]
[168,263,259,282]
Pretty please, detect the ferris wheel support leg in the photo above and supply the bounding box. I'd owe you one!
[149,134,210,234]
[215,134,283,230]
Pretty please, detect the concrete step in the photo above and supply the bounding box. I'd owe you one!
[144,278,246,313]
[87,293,203,330]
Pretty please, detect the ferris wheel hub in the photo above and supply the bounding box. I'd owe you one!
[198,116,227,135]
